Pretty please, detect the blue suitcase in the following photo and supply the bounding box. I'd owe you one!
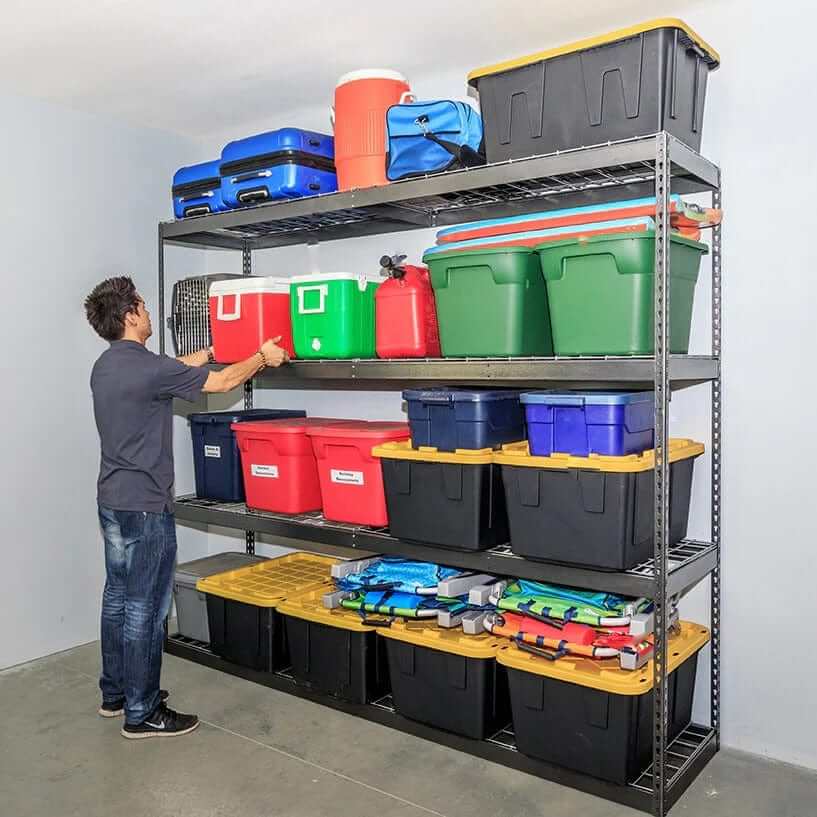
[172,159,227,219]
[220,128,337,208]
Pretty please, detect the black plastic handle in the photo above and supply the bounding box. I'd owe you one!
[515,640,567,662]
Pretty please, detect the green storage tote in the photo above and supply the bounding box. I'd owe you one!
[536,232,707,356]
[290,273,380,359]
[424,247,553,357]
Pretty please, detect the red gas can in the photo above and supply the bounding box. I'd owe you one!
[375,256,441,359]
[209,277,295,363]
[232,418,354,514]
[306,421,410,526]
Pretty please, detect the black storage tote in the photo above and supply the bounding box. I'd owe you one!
[468,19,719,161]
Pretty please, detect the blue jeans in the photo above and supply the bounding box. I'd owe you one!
[98,506,177,725]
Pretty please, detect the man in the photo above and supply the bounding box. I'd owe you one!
[84,275,288,739]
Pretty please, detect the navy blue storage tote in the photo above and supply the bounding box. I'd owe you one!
[403,388,524,452]
[190,409,306,501]
[220,128,336,208]
[521,391,654,457]
[386,101,485,181]
[172,160,227,219]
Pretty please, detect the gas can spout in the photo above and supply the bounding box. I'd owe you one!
[379,254,408,279]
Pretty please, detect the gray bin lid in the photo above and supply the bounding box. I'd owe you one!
[175,552,267,588]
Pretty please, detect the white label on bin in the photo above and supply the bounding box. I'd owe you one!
[204,445,221,458]
[251,464,279,479]
[330,469,365,486]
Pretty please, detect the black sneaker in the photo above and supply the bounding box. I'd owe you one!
[98,689,169,719]
[121,702,199,740]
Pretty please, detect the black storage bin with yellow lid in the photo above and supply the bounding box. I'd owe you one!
[468,18,720,161]
[379,621,510,740]
[373,441,509,551]
[196,553,338,672]
[277,588,390,704]
[498,621,709,784]
[495,439,704,570]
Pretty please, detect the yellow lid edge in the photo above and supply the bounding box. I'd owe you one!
[468,18,720,84]
[494,439,705,472]
[496,621,710,694]
[378,621,503,659]
[373,439,496,465]
[194,553,338,607]
[277,594,375,632]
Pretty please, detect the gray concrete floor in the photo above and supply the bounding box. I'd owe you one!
[2,642,816,817]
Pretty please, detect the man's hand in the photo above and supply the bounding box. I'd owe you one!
[260,336,290,368]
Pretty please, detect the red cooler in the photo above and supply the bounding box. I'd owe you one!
[375,258,441,359]
[307,421,410,526]
[232,418,353,514]
[209,277,295,363]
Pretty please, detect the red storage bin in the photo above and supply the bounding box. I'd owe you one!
[209,277,295,363]
[232,418,353,514]
[307,421,410,526]
[375,260,441,359]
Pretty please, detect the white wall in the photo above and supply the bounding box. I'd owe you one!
[0,93,205,669]
[193,0,817,770]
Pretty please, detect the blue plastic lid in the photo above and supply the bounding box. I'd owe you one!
[520,391,654,407]
[189,409,306,425]
[172,159,221,187]
[404,387,521,404]
[434,196,683,241]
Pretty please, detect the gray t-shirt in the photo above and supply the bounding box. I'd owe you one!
[91,340,209,512]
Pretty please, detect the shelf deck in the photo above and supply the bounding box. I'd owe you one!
[220,355,719,391]
[165,633,716,814]
[160,133,720,250]
[174,496,716,597]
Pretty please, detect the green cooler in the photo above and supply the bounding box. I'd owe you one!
[424,247,552,357]
[290,273,379,359]
[536,232,707,356]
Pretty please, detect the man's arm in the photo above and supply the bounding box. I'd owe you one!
[177,346,213,367]
[203,337,288,394]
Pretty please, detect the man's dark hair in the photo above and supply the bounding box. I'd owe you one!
[84,276,141,341]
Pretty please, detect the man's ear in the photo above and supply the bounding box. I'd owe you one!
[123,310,137,328]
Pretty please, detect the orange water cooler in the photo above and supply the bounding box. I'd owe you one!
[332,69,412,191]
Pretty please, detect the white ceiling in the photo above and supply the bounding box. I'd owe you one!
[1,0,708,140]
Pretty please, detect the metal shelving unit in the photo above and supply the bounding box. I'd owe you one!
[158,131,722,816]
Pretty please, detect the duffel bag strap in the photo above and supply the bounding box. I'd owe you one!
[415,115,486,168]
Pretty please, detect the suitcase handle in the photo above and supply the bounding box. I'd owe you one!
[237,187,270,203]
[216,293,241,321]
[182,204,211,218]
[233,170,273,185]
[296,284,328,315]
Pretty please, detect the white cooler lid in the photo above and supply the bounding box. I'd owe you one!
[336,68,408,87]
[209,276,292,296]
[289,272,381,285]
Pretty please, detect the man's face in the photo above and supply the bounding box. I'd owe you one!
[132,295,152,341]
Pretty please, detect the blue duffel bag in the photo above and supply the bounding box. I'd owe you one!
[385,100,486,181]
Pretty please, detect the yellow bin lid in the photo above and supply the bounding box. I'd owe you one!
[276,588,379,633]
[372,439,495,465]
[378,619,504,659]
[497,621,710,694]
[493,438,704,473]
[468,18,720,85]
[196,553,338,607]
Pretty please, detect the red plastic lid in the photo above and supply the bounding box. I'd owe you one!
[230,418,356,435]
[305,421,410,441]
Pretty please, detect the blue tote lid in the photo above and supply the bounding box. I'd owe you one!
[190,409,306,425]
[520,391,654,407]
[404,387,521,404]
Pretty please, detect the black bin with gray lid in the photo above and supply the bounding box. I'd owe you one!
[174,552,267,643]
